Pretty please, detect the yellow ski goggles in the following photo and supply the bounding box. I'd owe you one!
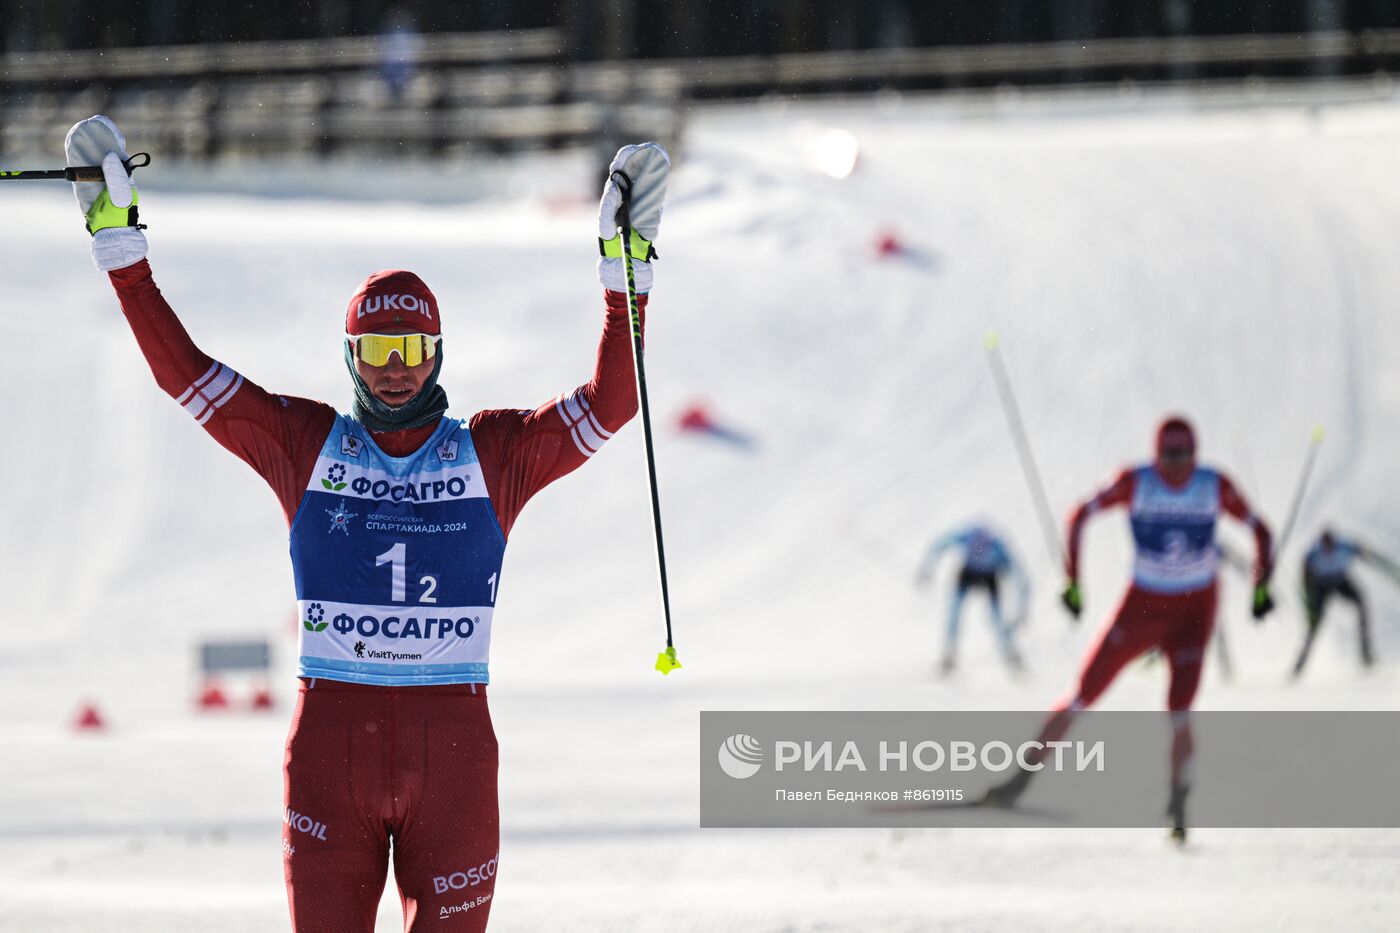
[348,332,440,367]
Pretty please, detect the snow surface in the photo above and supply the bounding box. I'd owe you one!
[3,89,1400,931]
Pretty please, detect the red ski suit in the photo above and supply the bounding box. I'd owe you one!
[1061,465,1271,712]
[108,260,642,932]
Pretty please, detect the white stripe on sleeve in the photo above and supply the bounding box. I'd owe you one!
[562,391,586,424]
[176,361,221,405]
[585,408,614,441]
[567,425,595,456]
[555,389,612,458]
[180,362,244,425]
[573,413,610,453]
[196,373,245,425]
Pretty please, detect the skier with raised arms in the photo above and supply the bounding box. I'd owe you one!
[63,114,669,932]
[983,416,1274,842]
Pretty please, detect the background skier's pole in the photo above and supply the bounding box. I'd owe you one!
[613,170,681,675]
[1371,552,1400,589]
[984,332,1064,568]
[1273,426,1325,565]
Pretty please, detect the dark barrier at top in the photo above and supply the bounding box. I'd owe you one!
[699,711,1400,828]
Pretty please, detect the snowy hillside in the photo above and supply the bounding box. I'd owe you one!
[2,88,1399,931]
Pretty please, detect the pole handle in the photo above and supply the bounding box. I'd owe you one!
[0,152,151,182]
[610,170,633,228]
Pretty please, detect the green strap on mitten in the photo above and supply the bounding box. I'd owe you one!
[85,186,141,235]
[599,229,657,261]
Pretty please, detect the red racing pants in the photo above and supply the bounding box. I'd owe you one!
[283,678,499,932]
[1059,582,1218,712]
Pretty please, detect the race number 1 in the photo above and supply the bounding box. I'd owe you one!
[376,543,407,602]
[377,543,442,604]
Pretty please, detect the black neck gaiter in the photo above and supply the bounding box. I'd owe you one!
[343,340,449,433]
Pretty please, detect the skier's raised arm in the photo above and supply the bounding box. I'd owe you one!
[468,143,667,540]
[68,115,334,523]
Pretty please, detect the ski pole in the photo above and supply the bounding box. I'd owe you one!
[1364,549,1400,590]
[0,152,151,182]
[1380,559,1400,590]
[1272,426,1325,566]
[611,170,682,676]
[983,332,1064,568]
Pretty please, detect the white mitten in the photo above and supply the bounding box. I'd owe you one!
[597,142,669,294]
[65,115,148,271]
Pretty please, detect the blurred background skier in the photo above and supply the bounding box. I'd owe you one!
[915,523,1029,674]
[983,416,1274,842]
[1291,528,1400,677]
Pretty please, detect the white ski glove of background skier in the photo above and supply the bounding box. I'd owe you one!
[597,142,669,294]
[66,114,148,272]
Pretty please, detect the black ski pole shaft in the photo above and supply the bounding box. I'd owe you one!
[612,171,680,671]
[0,168,79,180]
[0,152,150,182]
[983,333,1064,568]
[1272,426,1324,566]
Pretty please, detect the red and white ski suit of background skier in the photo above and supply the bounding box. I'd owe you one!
[1060,464,1272,714]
